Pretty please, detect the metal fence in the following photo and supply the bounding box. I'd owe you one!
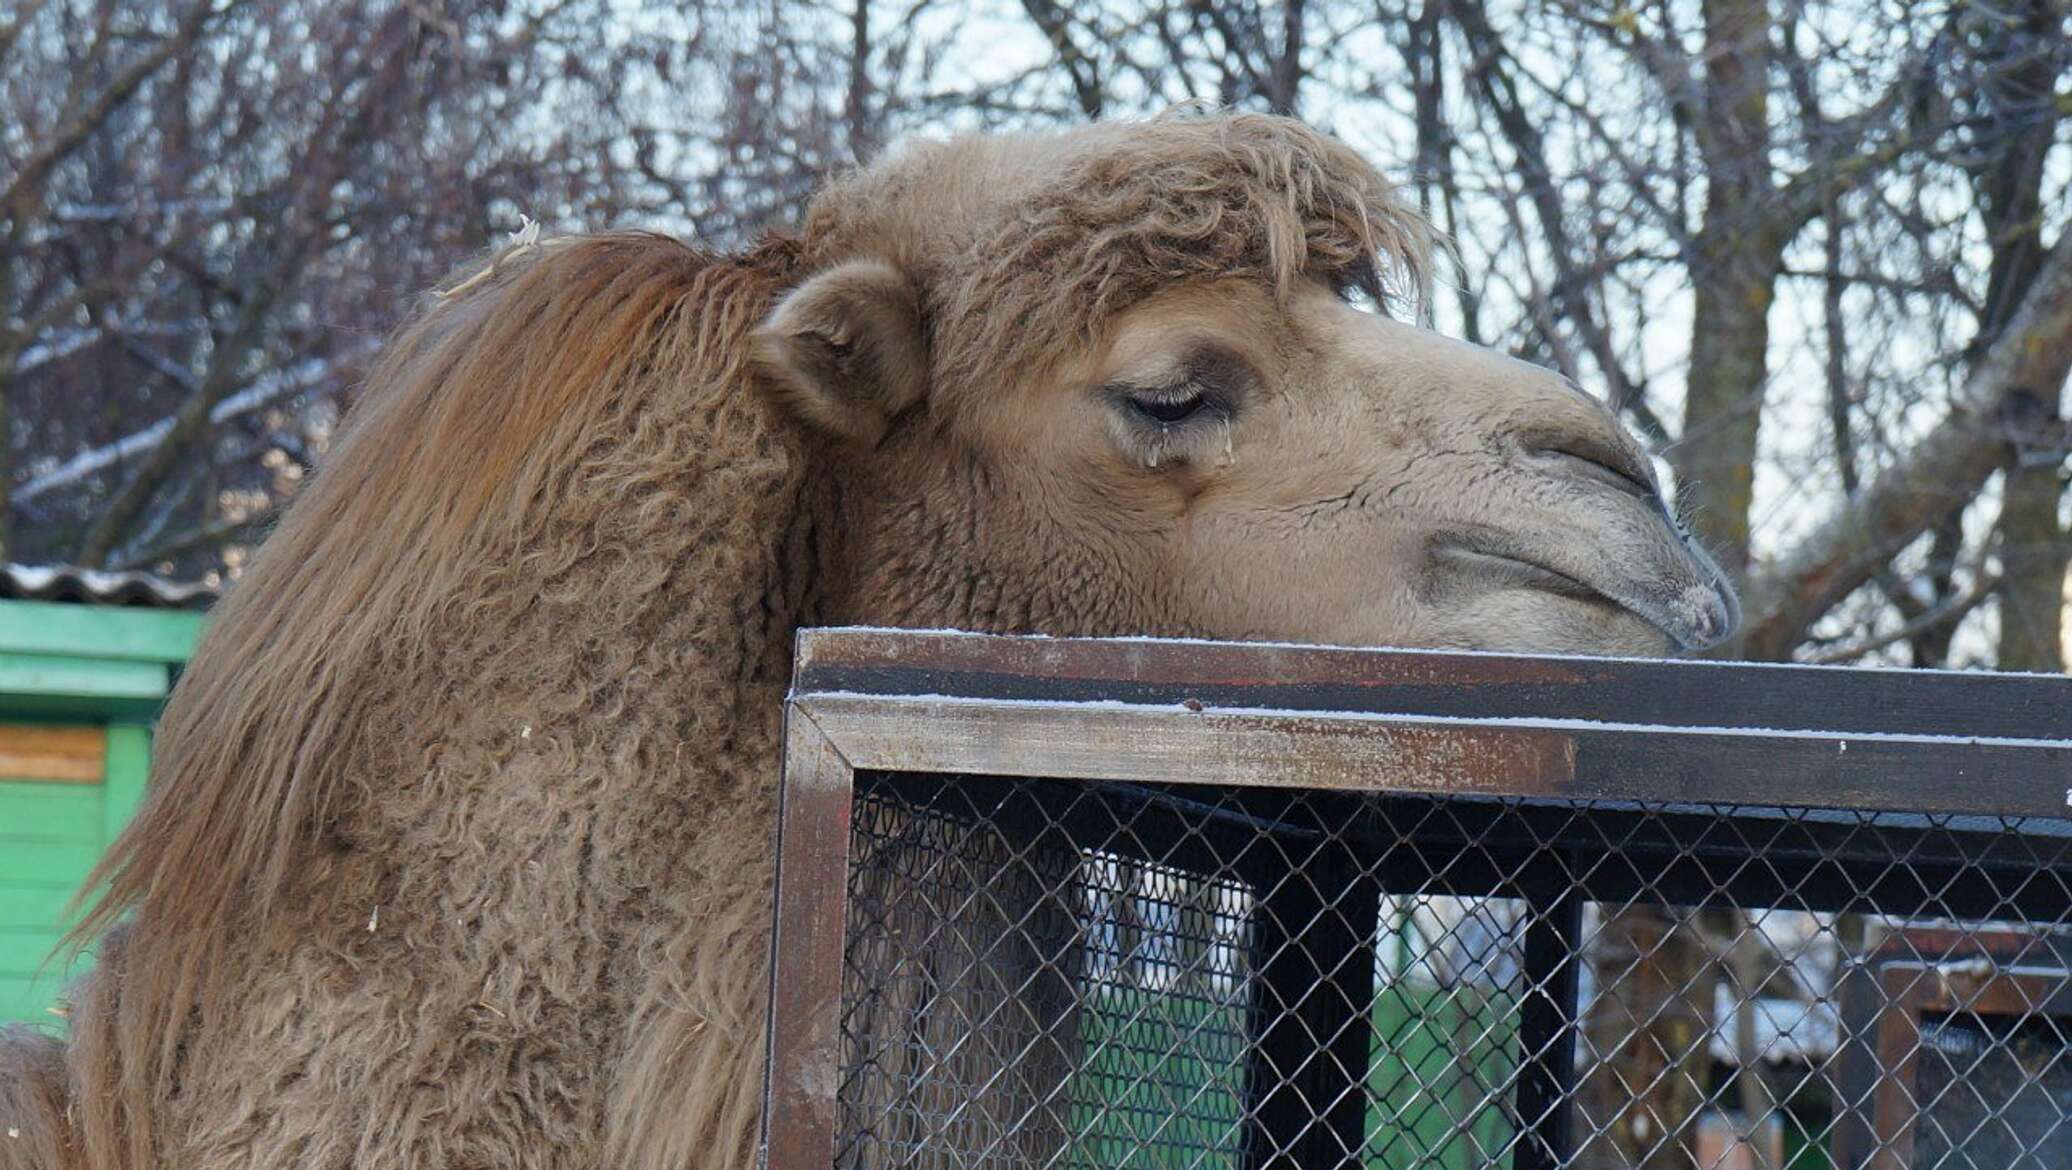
[763,630,2072,1170]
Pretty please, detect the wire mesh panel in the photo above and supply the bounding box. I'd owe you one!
[839,776,1259,1170]
[762,629,2072,1170]
[827,775,2072,1170]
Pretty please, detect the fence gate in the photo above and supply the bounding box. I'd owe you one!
[759,629,2072,1170]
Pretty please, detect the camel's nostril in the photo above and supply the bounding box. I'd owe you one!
[1526,439,1658,501]
[1687,588,1724,643]
[1678,581,1741,649]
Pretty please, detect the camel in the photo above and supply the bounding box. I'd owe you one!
[0,112,1735,1170]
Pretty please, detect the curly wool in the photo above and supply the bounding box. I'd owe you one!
[806,111,1432,408]
[5,232,814,1170]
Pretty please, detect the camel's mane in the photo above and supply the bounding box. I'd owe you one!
[67,231,804,1048]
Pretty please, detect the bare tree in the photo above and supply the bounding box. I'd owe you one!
[4,0,725,575]
[0,0,237,558]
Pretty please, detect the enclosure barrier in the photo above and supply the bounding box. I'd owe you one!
[759,630,2072,1170]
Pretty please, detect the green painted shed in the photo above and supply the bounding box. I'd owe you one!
[0,566,211,1030]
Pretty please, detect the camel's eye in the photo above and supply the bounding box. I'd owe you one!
[1126,390,1210,426]
[1100,344,1252,468]
[1107,346,1249,430]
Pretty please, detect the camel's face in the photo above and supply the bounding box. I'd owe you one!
[761,269,1734,656]
[1000,278,1739,655]
[754,116,1737,657]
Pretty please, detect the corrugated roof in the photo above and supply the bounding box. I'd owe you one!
[0,563,218,610]
[1709,986,1840,1065]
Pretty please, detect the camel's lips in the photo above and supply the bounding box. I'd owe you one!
[1433,534,1739,652]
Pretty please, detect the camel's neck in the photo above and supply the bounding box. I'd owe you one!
[821,439,1165,637]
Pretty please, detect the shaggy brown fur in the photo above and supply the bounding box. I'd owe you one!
[0,111,1731,1170]
[15,229,815,1170]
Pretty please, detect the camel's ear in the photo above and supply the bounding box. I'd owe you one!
[752,259,927,448]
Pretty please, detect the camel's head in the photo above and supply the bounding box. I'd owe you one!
[754,113,1737,656]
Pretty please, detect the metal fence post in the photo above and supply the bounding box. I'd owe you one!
[1243,842,1383,1170]
[1513,856,1583,1170]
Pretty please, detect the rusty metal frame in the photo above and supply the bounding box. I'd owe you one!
[758,627,2072,1170]
[1853,963,2072,1170]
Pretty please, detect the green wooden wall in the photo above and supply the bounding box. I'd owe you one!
[0,726,150,1026]
[0,599,202,1030]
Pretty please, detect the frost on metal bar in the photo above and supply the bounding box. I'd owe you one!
[762,629,2072,1170]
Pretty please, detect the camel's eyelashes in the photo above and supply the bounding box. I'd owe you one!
[1108,346,1249,434]
[1126,390,1210,425]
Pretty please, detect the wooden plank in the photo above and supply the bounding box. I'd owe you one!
[0,782,103,841]
[0,600,204,663]
[0,886,82,932]
[802,695,1578,797]
[0,972,70,1026]
[0,929,88,1026]
[0,840,99,887]
[0,652,169,708]
[759,711,859,1170]
[793,627,2072,742]
[0,929,65,976]
[796,693,2072,820]
[0,725,105,783]
[0,957,90,1026]
[102,724,150,841]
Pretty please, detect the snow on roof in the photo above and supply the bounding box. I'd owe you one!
[0,563,217,610]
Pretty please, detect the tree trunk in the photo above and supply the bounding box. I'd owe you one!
[1724,911,1777,1170]
[0,338,17,562]
[1674,0,1777,599]
[1679,234,1780,592]
[1580,908,1710,1170]
[1976,0,2069,673]
[1597,3,1778,1161]
[845,0,874,163]
[1995,444,2066,672]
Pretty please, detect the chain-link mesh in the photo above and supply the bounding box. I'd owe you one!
[833,772,2072,1170]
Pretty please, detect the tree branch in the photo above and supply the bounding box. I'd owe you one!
[1552,1,1710,156]
[1801,573,1999,665]
[1453,0,1653,423]
[1768,12,1957,241]
[1020,0,1105,119]
[0,0,235,219]
[0,0,49,69]
[1744,229,2072,658]
[1187,0,1273,105]
[111,497,283,572]
[13,341,372,506]
[75,278,286,566]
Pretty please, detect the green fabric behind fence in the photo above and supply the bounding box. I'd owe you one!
[1067,982,1519,1170]
[1366,985,1518,1170]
